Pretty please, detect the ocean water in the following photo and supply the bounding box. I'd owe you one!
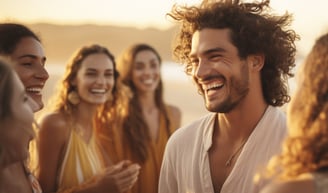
[45,62,190,82]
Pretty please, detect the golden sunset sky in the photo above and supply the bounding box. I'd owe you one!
[1,0,328,55]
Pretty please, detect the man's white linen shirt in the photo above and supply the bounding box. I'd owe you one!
[158,106,287,193]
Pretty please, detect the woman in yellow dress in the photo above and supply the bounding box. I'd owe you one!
[36,44,140,193]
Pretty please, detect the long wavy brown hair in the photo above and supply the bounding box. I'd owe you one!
[167,0,299,107]
[117,43,171,163]
[262,33,328,180]
[47,44,129,137]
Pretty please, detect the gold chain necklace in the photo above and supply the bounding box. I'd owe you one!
[225,139,248,167]
[223,106,268,167]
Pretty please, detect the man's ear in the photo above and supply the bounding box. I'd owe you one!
[248,54,265,71]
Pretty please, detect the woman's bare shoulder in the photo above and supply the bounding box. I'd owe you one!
[37,112,70,143]
[39,111,68,128]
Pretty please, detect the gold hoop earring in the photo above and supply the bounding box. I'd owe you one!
[68,90,80,105]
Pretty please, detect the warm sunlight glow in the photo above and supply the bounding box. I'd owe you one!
[1,0,328,53]
[0,0,200,30]
[2,0,326,125]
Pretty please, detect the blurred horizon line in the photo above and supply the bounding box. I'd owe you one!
[0,18,175,31]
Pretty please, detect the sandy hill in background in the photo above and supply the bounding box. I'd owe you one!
[27,23,305,66]
[28,23,179,65]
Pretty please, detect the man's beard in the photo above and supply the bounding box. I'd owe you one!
[205,63,249,113]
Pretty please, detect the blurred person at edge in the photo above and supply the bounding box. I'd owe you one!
[0,23,49,112]
[0,22,49,193]
[158,0,299,193]
[36,44,140,193]
[0,58,42,193]
[257,33,328,193]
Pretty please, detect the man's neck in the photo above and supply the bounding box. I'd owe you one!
[216,103,269,141]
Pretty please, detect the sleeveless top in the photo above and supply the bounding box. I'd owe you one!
[313,171,328,193]
[130,111,175,193]
[57,128,103,192]
[99,105,179,193]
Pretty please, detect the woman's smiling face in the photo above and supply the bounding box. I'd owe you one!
[74,53,115,105]
[10,37,49,112]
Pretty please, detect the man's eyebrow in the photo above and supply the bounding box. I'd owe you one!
[189,47,227,58]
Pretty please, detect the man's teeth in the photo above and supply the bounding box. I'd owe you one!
[204,83,223,91]
[91,89,107,94]
[26,87,42,93]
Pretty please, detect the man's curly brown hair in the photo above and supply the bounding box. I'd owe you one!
[167,0,299,106]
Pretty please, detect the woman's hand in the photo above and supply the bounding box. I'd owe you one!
[97,160,140,193]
